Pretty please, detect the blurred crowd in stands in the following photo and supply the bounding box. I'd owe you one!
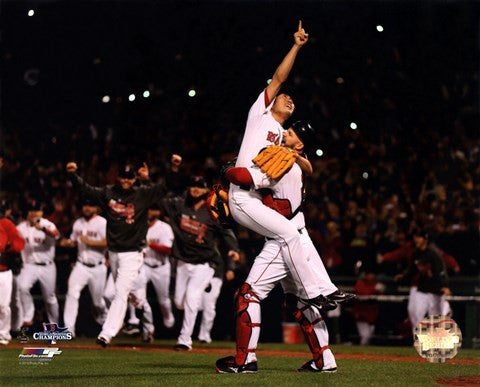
[1,2,478,280]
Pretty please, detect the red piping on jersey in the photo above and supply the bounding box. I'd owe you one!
[264,89,270,107]
[225,168,253,187]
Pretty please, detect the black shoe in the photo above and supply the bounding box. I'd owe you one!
[301,294,335,311]
[174,344,191,351]
[96,336,108,348]
[298,360,337,373]
[327,290,356,304]
[215,356,258,373]
[122,324,140,335]
[142,333,154,344]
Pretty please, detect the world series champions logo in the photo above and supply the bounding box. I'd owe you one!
[413,315,462,363]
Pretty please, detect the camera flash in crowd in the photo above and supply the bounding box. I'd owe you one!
[363,172,369,179]
[350,122,358,130]
[188,89,196,97]
[143,90,150,98]
[102,95,110,103]
[128,94,136,102]
[316,149,324,157]
[376,25,384,32]
[28,9,35,17]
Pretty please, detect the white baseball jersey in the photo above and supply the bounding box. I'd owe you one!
[17,219,59,264]
[251,162,306,230]
[143,220,174,267]
[235,90,283,171]
[70,215,107,265]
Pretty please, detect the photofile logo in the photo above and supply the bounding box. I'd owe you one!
[18,348,62,362]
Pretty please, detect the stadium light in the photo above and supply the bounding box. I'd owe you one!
[102,95,110,103]
[316,149,324,157]
[188,89,196,97]
[143,90,150,98]
[376,25,384,32]
[128,94,136,102]
[28,9,35,17]
[350,122,358,130]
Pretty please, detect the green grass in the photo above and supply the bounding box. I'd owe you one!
[1,339,478,386]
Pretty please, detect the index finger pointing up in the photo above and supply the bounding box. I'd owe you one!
[298,20,302,31]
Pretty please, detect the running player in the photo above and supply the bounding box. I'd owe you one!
[61,201,108,337]
[16,200,60,326]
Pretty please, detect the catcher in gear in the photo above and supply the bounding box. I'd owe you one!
[216,121,352,374]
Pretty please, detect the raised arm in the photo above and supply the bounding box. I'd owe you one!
[66,162,106,207]
[265,20,309,104]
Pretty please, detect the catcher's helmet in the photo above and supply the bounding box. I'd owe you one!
[291,121,315,150]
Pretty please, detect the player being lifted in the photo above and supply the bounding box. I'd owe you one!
[216,122,340,373]
[228,21,351,308]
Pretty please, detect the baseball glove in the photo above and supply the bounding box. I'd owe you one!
[252,145,296,179]
[206,184,232,228]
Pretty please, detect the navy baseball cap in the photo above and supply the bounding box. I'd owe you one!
[291,121,316,149]
[26,200,43,211]
[412,227,429,240]
[118,164,136,179]
[188,176,207,188]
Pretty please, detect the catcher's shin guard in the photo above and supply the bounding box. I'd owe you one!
[235,283,261,365]
[285,293,329,369]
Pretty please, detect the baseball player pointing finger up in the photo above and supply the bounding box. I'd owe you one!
[228,21,339,309]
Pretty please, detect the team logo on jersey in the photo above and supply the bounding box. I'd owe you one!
[266,131,280,145]
[180,215,207,243]
[413,315,462,363]
[108,200,135,224]
[33,323,73,344]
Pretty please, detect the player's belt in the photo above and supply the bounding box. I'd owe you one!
[239,185,251,191]
[80,261,103,268]
[34,261,53,266]
[144,262,159,268]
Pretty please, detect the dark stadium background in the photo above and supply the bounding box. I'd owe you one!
[1,1,479,345]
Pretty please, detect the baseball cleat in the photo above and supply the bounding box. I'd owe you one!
[215,356,258,374]
[142,333,154,344]
[301,294,335,311]
[298,360,337,373]
[326,290,356,304]
[174,344,191,351]
[122,323,140,335]
[0,339,9,346]
[96,336,108,348]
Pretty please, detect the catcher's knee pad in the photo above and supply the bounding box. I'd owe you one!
[289,295,329,369]
[235,283,260,365]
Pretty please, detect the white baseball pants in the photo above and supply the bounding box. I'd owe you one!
[63,262,108,336]
[408,287,443,330]
[198,277,223,343]
[0,270,13,341]
[103,273,115,308]
[99,251,143,341]
[241,231,337,367]
[18,262,59,324]
[175,260,214,348]
[129,262,175,335]
[230,189,331,299]
[356,321,375,345]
